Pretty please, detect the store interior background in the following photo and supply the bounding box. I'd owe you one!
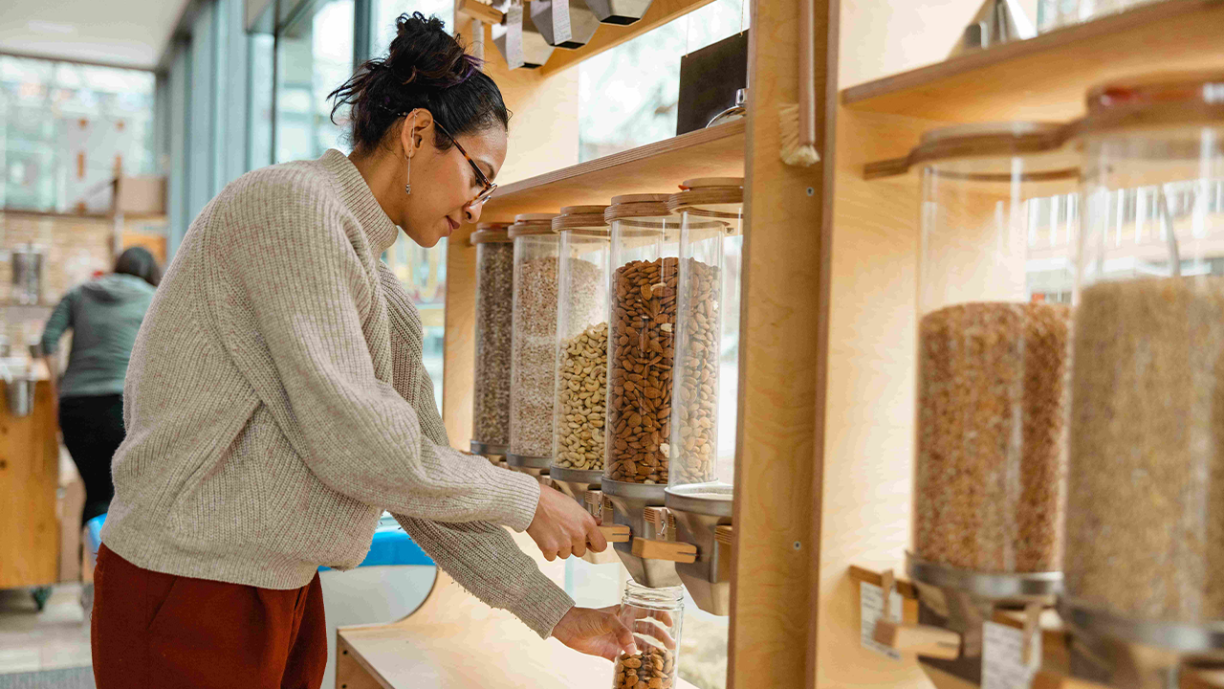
[0,0,1004,685]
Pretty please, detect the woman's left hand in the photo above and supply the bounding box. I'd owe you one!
[552,606,636,661]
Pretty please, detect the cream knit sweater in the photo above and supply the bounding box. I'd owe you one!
[101,149,575,638]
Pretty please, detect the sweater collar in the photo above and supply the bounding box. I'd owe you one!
[319,149,400,254]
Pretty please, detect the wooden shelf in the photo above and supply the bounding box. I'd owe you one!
[841,0,1224,124]
[480,119,745,219]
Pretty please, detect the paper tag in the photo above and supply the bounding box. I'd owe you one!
[982,621,1041,689]
[505,4,524,69]
[860,582,903,660]
[552,0,573,45]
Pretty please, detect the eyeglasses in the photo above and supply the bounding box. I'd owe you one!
[432,120,498,207]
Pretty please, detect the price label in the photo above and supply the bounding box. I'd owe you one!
[860,582,903,660]
[982,620,1041,689]
[505,4,525,69]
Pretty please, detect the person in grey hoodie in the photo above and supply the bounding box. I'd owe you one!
[41,247,160,524]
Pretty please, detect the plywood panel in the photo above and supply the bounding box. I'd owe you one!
[0,381,60,589]
[813,108,950,689]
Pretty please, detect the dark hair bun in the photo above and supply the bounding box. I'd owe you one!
[387,13,473,89]
[328,12,509,153]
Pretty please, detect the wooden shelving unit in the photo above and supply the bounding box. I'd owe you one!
[339,1,1224,688]
[481,120,745,219]
[843,0,1224,156]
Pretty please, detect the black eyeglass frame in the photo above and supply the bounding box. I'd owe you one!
[430,120,498,206]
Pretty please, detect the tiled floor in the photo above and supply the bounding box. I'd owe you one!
[0,585,91,676]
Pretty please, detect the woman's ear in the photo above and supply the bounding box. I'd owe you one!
[400,108,436,160]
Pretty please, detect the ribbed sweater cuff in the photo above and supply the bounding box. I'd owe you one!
[512,571,576,639]
[494,469,542,532]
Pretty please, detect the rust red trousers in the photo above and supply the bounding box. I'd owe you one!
[91,544,327,689]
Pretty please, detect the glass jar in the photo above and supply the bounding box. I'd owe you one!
[610,581,684,689]
[508,213,561,471]
[1067,73,1224,627]
[604,195,682,486]
[551,206,612,475]
[665,179,743,494]
[471,223,514,459]
[914,122,1079,577]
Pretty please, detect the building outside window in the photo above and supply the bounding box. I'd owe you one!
[275,0,355,162]
[0,55,155,212]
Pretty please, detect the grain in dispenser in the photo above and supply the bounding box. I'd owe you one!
[508,213,563,477]
[662,178,743,616]
[910,122,1078,657]
[1063,73,1224,682]
[470,222,514,463]
[602,193,684,588]
[549,206,612,513]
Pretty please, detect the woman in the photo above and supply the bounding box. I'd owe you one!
[91,14,639,689]
[41,247,160,525]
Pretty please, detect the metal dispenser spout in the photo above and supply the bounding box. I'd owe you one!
[602,478,688,588]
[665,484,733,616]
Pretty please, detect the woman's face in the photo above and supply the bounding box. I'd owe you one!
[397,112,507,248]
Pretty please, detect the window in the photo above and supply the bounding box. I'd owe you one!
[384,232,448,411]
[577,0,749,161]
[0,55,155,212]
[275,0,355,162]
[370,0,455,56]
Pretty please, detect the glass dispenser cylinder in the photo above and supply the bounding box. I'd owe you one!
[1067,74,1224,641]
[662,178,743,617]
[601,193,685,590]
[508,213,561,475]
[605,195,682,487]
[913,122,1078,586]
[550,207,612,525]
[471,223,514,460]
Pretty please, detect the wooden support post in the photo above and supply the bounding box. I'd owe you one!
[729,0,835,686]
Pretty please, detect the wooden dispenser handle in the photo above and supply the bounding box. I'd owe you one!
[631,538,697,563]
[598,525,631,543]
[872,619,960,660]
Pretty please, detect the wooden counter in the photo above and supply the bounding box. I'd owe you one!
[337,534,700,689]
[0,378,60,589]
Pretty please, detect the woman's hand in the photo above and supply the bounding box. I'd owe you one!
[553,606,678,661]
[527,484,606,560]
[552,606,637,661]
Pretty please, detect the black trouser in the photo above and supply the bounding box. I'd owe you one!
[59,394,124,526]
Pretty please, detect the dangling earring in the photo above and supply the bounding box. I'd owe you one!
[404,111,418,195]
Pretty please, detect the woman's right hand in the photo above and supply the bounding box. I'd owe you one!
[527,484,606,560]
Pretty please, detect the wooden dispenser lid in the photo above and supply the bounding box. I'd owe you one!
[469,221,512,245]
[552,205,610,236]
[914,122,1069,164]
[604,194,674,222]
[865,121,1078,179]
[1074,71,1224,135]
[508,213,559,238]
[668,177,744,215]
